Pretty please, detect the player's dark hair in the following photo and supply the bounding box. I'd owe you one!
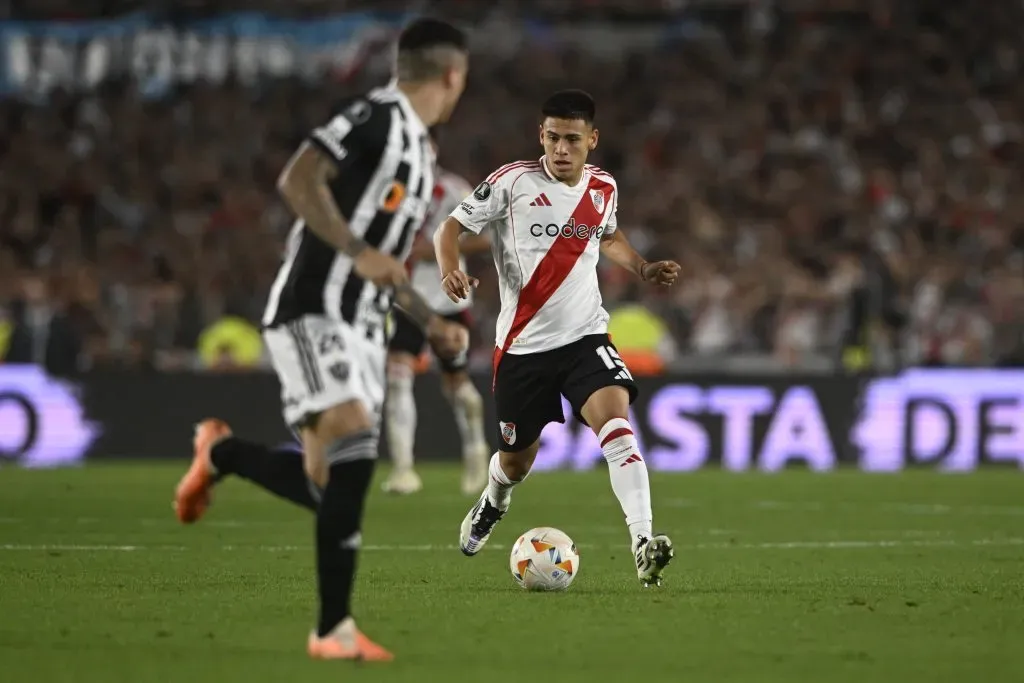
[395,18,468,82]
[398,18,467,52]
[541,90,596,124]
[428,125,442,145]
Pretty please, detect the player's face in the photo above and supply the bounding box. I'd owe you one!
[437,57,468,122]
[539,117,598,183]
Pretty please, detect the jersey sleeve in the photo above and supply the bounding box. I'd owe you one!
[306,97,389,172]
[449,174,510,235]
[604,186,619,235]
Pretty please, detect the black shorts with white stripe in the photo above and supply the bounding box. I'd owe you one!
[492,334,639,453]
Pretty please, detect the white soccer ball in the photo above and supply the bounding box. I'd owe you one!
[509,527,580,591]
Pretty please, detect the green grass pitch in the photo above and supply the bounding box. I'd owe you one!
[1,463,1022,683]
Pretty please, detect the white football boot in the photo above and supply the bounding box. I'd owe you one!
[633,534,675,587]
[459,491,507,556]
[381,468,423,495]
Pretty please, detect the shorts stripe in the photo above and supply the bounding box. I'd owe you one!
[326,430,379,465]
[288,320,323,395]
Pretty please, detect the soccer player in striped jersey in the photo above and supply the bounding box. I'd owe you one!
[435,90,682,587]
[172,18,471,661]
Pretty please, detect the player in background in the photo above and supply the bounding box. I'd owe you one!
[382,129,492,496]
[435,90,681,586]
[172,19,470,661]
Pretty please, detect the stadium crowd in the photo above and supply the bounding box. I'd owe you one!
[2,1,1023,373]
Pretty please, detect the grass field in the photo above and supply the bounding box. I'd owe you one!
[1,463,1023,683]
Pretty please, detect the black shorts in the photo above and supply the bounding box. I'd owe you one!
[388,308,472,373]
[493,334,638,452]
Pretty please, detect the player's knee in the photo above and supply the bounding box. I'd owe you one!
[302,448,328,489]
[582,386,630,431]
[316,401,374,438]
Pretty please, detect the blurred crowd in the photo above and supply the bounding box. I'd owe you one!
[2,1,1024,374]
[0,0,694,21]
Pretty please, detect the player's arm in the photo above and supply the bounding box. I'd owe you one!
[599,229,647,279]
[390,242,470,357]
[435,217,478,300]
[600,229,680,286]
[436,177,507,301]
[598,191,680,286]
[277,142,368,257]
[278,101,406,288]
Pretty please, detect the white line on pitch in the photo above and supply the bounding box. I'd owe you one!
[658,499,1024,516]
[2,538,1022,553]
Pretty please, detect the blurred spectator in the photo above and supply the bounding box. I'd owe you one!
[3,274,82,374]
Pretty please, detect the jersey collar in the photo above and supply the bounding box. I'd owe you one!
[540,156,589,188]
[386,78,429,136]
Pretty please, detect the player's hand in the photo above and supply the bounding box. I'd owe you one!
[426,317,470,359]
[353,248,408,287]
[641,260,681,286]
[441,269,479,302]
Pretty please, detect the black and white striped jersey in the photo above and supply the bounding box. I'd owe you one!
[262,82,435,345]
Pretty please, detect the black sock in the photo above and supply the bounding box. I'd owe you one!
[316,437,376,637]
[210,437,321,512]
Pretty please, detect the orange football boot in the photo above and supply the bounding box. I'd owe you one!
[307,618,394,662]
[174,418,232,524]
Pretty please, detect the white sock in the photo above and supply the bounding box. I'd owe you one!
[384,365,416,472]
[485,453,524,509]
[444,379,488,463]
[598,418,653,542]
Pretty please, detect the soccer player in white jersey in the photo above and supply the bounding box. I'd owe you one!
[383,129,491,496]
[434,90,682,586]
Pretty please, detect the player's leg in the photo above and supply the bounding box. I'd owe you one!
[459,441,539,556]
[262,318,395,659]
[438,312,489,495]
[299,402,390,661]
[212,432,321,511]
[175,422,321,522]
[382,310,424,494]
[564,335,673,586]
[280,319,392,661]
[459,350,561,555]
[441,369,489,495]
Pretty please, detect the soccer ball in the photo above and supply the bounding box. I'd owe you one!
[509,527,580,591]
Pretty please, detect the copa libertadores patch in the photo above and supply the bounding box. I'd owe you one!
[473,181,491,201]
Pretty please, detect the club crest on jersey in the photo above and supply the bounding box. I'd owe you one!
[590,189,605,214]
[500,421,517,446]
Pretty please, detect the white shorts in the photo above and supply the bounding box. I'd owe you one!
[263,316,386,430]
